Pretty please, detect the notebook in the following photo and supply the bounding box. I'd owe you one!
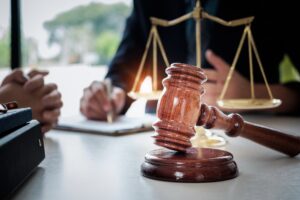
[55,114,157,135]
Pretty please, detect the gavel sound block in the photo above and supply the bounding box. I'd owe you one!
[141,63,300,183]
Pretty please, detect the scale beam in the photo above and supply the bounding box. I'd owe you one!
[202,12,254,27]
[150,12,194,27]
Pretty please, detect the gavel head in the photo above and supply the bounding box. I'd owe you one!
[152,63,207,152]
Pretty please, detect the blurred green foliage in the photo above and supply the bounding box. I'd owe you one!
[0,32,10,68]
[1,2,130,68]
[44,2,129,34]
[44,2,130,65]
[279,55,300,83]
[95,31,120,64]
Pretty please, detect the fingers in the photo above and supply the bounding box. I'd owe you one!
[24,74,45,92]
[27,69,49,78]
[111,87,126,114]
[202,69,218,83]
[24,69,50,92]
[205,49,250,100]
[41,123,54,134]
[80,83,108,120]
[90,81,111,112]
[204,50,231,86]
[1,69,27,86]
[205,50,230,73]
[202,83,221,106]
[82,89,104,114]
[42,109,60,124]
[41,83,58,95]
[202,82,223,107]
[42,89,63,110]
[79,81,126,120]
[40,84,62,127]
[203,82,222,96]
[33,82,62,133]
[80,95,107,120]
[40,107,61,134]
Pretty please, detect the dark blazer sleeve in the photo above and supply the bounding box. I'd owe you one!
[105,0,151,113]
[282,2,300,96]
[105,0,188,113]
[105,1,150,91]
[283,3,300,74]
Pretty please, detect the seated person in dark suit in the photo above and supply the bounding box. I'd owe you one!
[0,69,63,133]
[80,0,300,120]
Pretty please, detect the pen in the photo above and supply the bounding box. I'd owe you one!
[104,79,115,123]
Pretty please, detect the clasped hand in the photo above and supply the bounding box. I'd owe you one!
[0,69,63,133]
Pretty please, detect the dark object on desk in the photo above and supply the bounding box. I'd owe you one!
[0,108,32,136]
[0,109,45,199]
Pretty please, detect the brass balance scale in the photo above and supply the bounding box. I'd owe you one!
[127,0,281,147]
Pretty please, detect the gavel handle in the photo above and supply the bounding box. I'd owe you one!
[197,104,300,157]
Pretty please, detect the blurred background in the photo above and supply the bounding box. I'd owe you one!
[0,0,132,69]
[1,0,298,117]
[0,0,137,117]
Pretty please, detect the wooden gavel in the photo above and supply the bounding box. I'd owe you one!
[198,104,300,157]
[153,63,300,157]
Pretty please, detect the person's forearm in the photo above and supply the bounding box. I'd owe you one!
[256,84,300,114]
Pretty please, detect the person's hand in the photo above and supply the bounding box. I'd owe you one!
[23,69,49,92]
[0,69,62,133]
[1,69,27,86]
[0,69,49,87]
[202,50,250,107]
[25,70,62,133]
[80,81,126,120]
[0,82,62,133]
[35,82,62,133]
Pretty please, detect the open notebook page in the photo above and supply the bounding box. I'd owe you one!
[56,114,157,135]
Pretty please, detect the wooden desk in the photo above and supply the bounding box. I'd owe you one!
[10,115,300,200]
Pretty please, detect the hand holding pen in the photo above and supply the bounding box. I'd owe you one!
[80,79,126,121]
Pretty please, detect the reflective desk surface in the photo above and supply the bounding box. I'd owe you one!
[10,115,300,200]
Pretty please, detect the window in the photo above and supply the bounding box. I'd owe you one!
[21,0,131,68]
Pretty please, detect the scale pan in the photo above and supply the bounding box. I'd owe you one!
[128,90,163,100]
[217,98,282,110]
